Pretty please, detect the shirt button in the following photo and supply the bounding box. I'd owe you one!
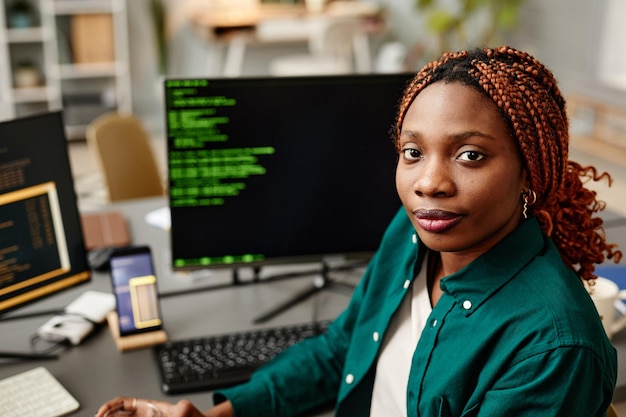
[403,280,410,289]
[372,332,380,342]
[412,233,418,244]
[463,300,472,310]
[345,374,355,384]
[431,319,438,327]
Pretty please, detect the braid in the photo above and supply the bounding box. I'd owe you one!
[393,45,622,281]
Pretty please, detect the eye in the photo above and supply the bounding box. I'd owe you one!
[458,150,486,162]
[400,147,422,161]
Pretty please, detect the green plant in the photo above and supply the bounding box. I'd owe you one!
[415,0,526,58]
[8,0,35,28]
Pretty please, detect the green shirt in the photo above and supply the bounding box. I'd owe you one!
[215,210,616,416]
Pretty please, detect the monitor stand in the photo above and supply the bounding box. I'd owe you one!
[251,262,356,324]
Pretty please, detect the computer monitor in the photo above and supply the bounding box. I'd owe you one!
[165,73,412,271]
[0,112,90,314]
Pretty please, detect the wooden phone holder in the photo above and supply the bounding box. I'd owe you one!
[107,311,168,352]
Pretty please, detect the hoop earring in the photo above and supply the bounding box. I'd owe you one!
[522,190,537,219]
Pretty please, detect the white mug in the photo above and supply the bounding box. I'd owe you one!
[586,277,626,338]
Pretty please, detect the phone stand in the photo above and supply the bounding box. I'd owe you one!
[106,312,168,352]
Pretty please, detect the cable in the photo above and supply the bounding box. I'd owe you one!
[28,332,70,356]
[0,351,58,360]
[29,311,99,353]
[0,309,64,322]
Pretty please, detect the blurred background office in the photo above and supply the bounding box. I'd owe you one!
[1,0,625,209]
[2,0,625,135]
[128,0,626,129]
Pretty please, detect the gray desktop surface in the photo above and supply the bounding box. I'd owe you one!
[0,197,354,417]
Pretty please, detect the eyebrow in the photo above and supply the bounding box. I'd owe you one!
[400,129,497,142]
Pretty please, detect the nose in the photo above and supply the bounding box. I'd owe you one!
[413,157,455,197]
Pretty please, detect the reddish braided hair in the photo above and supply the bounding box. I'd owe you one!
[393,46,622,281]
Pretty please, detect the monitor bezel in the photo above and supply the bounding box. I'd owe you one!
[164,73,411,271]
[0,111,91,315]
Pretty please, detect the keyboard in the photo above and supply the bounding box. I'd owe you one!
[153,320,331,394]
[0,366,80,417]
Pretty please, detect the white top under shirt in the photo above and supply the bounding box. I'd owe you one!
[369,258,432,417]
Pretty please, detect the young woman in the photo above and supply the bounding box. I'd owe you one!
[97,46,622,417]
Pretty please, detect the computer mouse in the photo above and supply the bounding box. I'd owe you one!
[87,247,115,271]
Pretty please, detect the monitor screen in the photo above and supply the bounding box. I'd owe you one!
[0,112,90,314]
[165,73,412,270]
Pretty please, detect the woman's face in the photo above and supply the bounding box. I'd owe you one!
[396,81,528,259]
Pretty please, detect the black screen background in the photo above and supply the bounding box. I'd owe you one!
[0,111,90,312]
[166,74,412,268]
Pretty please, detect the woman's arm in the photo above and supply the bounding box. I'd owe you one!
[204,400,233,417]
[474,347,613,416]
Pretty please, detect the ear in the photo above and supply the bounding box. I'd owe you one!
[520,168,531,193]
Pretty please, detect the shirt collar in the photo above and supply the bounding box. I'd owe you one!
[438,217,547,316]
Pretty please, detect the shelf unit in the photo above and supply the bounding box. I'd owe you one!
[0,0,57,121]
[0,0,131,139]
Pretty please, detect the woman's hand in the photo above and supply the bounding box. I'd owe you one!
[95,396,233,417]
[95,397,169,417]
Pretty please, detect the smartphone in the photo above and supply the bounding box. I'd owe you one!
[109,245,163,336]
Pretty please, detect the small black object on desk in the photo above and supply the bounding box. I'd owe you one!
[0,351,58,360]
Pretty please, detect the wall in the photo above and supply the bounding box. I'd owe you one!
[512,0,626,106]
[509,0,603,94]
[126,0,160,128]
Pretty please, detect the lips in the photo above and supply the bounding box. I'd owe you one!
[413,209,463,233]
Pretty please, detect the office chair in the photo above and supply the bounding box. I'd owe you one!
[86,112,165,202]
[269,16,363,76]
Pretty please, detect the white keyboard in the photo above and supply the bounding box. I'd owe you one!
[0,367,80,417]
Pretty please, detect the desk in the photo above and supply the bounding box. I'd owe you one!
[0,197,359,416]
[3,198,626,415]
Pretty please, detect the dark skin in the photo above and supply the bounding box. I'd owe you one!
[95,81,530,417]
[395,82,528,306]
